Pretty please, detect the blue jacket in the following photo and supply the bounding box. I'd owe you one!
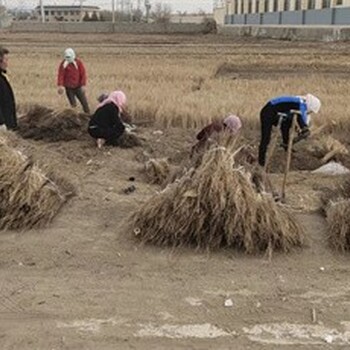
[269,96,308,127]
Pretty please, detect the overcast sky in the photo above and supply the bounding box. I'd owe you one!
[9,0,214,13]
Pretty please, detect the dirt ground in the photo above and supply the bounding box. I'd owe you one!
[1,33,350,350]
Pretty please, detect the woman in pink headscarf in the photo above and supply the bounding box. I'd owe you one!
[88,90,127,148]
[191,114,242,155]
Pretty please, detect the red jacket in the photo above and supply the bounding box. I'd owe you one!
[57,58,87,88]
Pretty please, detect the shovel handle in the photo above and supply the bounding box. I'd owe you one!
[281,113,297,201]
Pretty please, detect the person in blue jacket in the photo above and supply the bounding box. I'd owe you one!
[258,94,321,167]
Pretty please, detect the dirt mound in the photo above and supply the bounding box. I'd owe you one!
[17,104,90,142]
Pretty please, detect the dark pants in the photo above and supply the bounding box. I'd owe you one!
[258,106,291,167]
[258,113,274,167]
[88,125,122,146]
[65,87,90,114]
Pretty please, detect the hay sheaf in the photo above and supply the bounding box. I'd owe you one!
[326,200,350,252]
[144,158,171,185]
[17,104,90,142]
[0,140,73,230]
[132,146,304,254]
[322,177,350,252]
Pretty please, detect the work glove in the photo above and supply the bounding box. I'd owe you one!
[280,143,296,153]
[293,127,310,144]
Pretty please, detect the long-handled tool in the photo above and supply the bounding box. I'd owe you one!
[264,114,283,174]
[263,114,285,198]
[281,112,298,202]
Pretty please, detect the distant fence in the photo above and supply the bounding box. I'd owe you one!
[219,25,350,42]
[10,22,206,34]
[225,7,350,26]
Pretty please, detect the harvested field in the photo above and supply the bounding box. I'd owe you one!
[1,32,350,350]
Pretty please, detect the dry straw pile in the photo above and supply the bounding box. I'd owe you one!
[326,199,350,252]
[144,158,171,185]
[0,136,73,230]
[132,144,304,254]
[17,104,90,142]
[323,179,350,252]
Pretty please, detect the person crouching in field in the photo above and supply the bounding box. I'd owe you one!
[88,90,127,149]
[191,115,242,156]
[57,48,90,114]
[258,94,321,167]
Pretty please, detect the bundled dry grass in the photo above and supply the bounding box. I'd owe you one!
[0,138,73,230]
[326,200,350,252]
[144,158,171,185]
[132,145,304,254]
[17,104,90,142]
[321,177,350,252]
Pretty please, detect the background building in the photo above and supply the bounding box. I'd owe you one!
[214,0,350,25]
[35,5,100,22]
[224,0,350,14]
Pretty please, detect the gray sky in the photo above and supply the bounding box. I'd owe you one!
[8,1,213,13]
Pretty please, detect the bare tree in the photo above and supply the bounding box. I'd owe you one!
[151,3,171,24]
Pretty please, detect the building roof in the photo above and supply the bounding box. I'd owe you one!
[35,5,100,10]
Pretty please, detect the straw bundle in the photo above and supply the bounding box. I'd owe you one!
[0,140,73,230]
[17,104,90,142]
[132,146,304,254]
[144,158,171,185]
[326,199,350,252]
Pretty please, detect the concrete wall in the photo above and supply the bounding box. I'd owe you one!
[224,7,350,26]
[334,7,350,25]
[304,9,333,25]
[219,25,350,42]
[246,14,261,25]
[262,12,281,25]
[10,21,207,34]
[280,11,304,25]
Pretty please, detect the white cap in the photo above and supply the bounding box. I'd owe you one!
[64,48,76,63]
[305,94,321,114]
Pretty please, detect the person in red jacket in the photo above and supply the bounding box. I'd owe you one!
[57,48,90,113]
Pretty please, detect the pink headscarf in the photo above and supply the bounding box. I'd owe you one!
[223,115,242,134]
[98,90,127,112]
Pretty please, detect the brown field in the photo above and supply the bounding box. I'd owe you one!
[1,32,350,349]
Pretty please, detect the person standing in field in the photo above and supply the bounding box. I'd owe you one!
[0,46,17,130]
[57,48,90,114]
[88,90,127,149]
[258,94,321,167]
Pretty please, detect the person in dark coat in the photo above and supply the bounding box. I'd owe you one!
[258,94,321,167]
[57,48,90,113]
[0,46,17,130]
[88,90,127,148]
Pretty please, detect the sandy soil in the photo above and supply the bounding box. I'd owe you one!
[1,33,350,350]
[0,124,349,350]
